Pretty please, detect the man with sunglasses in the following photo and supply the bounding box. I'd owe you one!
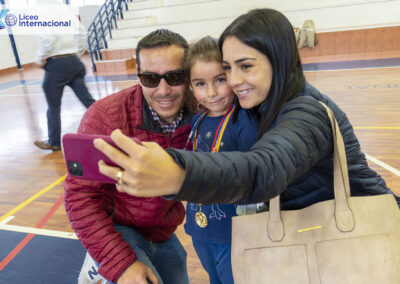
[64,29,193,284]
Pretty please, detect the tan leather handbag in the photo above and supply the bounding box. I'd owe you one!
[231,102,400,284]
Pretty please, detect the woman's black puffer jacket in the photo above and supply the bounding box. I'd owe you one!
[167,84,399,209]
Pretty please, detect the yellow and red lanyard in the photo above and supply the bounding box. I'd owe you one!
[192,103,236,152]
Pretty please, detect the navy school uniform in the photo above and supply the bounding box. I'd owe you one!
[185,106,258,284]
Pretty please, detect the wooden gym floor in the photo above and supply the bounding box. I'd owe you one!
[0,52,399,283]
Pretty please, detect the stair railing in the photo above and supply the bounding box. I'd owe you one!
[87,0,132,72]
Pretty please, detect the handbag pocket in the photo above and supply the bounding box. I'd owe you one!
[316,234,400,284]
[243,244,310,283]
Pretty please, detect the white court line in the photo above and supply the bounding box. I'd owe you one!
[0,216,14,225]
[0,224,78,240]
[365,153,400,177]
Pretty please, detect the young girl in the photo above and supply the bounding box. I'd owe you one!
[183,36,259,284]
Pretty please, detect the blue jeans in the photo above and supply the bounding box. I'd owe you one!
[192,238,234,284]
[42,55,95,146]
[113,224,189,284]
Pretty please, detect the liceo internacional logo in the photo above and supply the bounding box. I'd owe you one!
[18,13,71,28]
[3,4,81,35]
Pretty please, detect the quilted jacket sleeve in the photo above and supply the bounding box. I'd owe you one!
[64,103,137,282]
[167,95,334,205]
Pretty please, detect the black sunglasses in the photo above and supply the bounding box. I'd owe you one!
[137,70,186,88]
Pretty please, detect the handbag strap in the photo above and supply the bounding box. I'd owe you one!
[320,102,355,232]
[268,102,355,241]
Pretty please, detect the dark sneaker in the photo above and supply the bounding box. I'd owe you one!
[34,140,61,151]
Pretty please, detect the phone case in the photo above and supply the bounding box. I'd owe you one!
[62,133,141,184]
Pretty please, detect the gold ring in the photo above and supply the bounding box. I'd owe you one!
[116,170,124,185]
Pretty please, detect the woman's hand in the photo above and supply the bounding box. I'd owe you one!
[93,129,185,197]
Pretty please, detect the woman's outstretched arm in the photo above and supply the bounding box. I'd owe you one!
[94,97,333,204]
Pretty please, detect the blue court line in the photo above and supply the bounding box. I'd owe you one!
[303,57,400,71]
[0,74,139,92]
[85,73,139,83]
[0,79,40,92]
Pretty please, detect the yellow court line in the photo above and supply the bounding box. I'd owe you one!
[354,127,400,130]
[297,225,322,233]
[0,175,66,223]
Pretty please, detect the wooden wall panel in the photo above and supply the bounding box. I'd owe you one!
[300,25,400,61]
[366,28,383,53]
[349,30,367,54]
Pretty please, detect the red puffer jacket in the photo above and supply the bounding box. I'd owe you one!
[64,84,192,282]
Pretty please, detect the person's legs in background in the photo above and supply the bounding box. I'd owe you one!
[43,74,63,147]
[34,60,65,151]
[68,57,95,108]
[35,56,94,151]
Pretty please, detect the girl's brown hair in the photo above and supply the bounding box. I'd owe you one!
[185,36,222,80]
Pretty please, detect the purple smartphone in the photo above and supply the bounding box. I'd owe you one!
[62,133,141,184]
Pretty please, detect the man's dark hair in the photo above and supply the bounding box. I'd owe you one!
[136,29,189,72]
[219,9,306,137]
